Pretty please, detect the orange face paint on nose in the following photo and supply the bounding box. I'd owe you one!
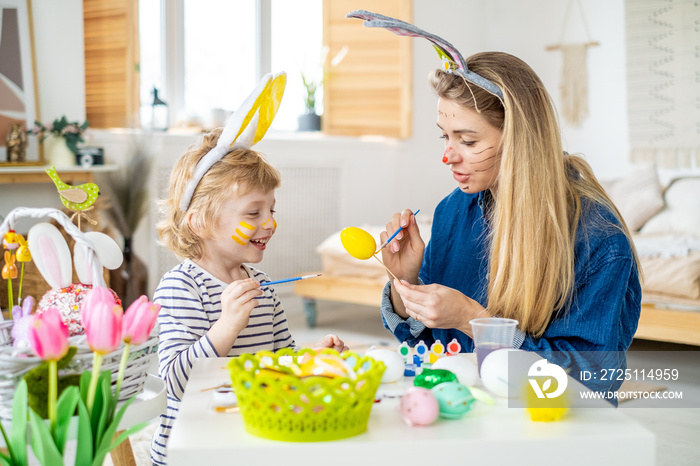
[443,147,451,164]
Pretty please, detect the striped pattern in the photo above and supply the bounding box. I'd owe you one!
[150,260,294,464]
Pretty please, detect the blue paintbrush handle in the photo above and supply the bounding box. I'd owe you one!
[376,209,420,252]
[260,274,322,287]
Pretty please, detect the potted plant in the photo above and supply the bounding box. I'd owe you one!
[297,46,348,132]
[0,289,160,466]
[30,117,89,167]
[297,74,322,131]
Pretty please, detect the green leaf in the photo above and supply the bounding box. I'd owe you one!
[93,372,114,452]
[78,371,91,404]
[54,386,80,455]
[9,379,28,466]
[73,400,93,466]
[108,420,149,450]
[0,452,12,466]
[28,410,64,466]
[91,398,140,466]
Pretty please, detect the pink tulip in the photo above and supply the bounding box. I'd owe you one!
[29,307,69,361]
[82,296,123,356]
[82,285,118,312]
[122,296,160,345]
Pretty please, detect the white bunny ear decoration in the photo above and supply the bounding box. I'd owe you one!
[0,207,107,288]
[179,71,287,211]
[74,231,124,285]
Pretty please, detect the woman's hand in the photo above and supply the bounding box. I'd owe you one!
[379,209,424,283]
[314,334,349,353]
[392,279,489,337]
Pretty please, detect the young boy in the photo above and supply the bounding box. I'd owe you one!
[151,75,346,464]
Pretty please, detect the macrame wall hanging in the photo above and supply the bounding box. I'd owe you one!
[625,0,700,168]
[546,0,599,127]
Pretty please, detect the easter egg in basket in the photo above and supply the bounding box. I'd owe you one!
[27,223,124,336]
[299,353,357,379]
[37,284,121,336]
[228,349,385,442]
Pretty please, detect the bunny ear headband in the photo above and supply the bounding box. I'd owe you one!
[346,10,504,100]
[179,71,287,211]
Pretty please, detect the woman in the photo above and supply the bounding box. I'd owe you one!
[378,52,641,398]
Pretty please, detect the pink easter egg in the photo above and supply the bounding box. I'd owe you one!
[37,283,122,337]
[400,386,439,427]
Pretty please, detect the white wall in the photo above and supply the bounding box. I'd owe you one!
[1,0,658,296]
[484,0,631,178]
[31,0,85,123]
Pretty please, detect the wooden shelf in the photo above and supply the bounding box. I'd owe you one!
[0,165,118,184]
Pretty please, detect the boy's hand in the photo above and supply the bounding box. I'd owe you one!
[219,278,262,334]
[314,334,349,353]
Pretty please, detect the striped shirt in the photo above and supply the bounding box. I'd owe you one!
[150,260,294,465]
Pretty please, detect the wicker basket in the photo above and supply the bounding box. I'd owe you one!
[228,348,385,442]
[0,207,158,422]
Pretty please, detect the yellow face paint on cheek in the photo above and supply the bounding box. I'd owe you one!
[231,221,257,245]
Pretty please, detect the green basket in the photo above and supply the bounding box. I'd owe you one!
[227,348,385,442]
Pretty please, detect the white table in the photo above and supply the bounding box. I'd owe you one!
[168,357,655,466]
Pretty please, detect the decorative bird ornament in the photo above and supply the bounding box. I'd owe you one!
[45,166,100,228]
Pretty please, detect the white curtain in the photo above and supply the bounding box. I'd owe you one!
[626,0,700,168]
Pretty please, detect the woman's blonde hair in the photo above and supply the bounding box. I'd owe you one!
[430,52,639,337]
[157,127,281,260]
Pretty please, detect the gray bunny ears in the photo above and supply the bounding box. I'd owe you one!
[346,10,504,100]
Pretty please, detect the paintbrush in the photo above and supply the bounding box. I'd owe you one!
[260,273,322,287]
[375,209,420,254]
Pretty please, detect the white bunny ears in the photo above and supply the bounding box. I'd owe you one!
[179,71,287,211]
[0,207,123,289]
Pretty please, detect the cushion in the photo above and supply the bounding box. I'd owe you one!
[640,177,700,234]
[639,251,700,301]
[600,165,665,231]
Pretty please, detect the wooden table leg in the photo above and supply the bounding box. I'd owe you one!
[110,430,137,466]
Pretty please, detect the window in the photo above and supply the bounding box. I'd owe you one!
[138,0,321,132]
[84,0,410,137]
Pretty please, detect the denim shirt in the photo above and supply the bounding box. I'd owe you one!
[381,188,642,400]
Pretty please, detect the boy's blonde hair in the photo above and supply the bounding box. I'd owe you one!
[157,128,281,260]
[430,52,639,337]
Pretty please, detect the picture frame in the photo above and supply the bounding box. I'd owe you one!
[0,0,43,166]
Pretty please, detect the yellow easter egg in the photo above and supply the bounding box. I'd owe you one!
[523,382,569,422]
[300,354,356,380]
[340,227,377,260]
